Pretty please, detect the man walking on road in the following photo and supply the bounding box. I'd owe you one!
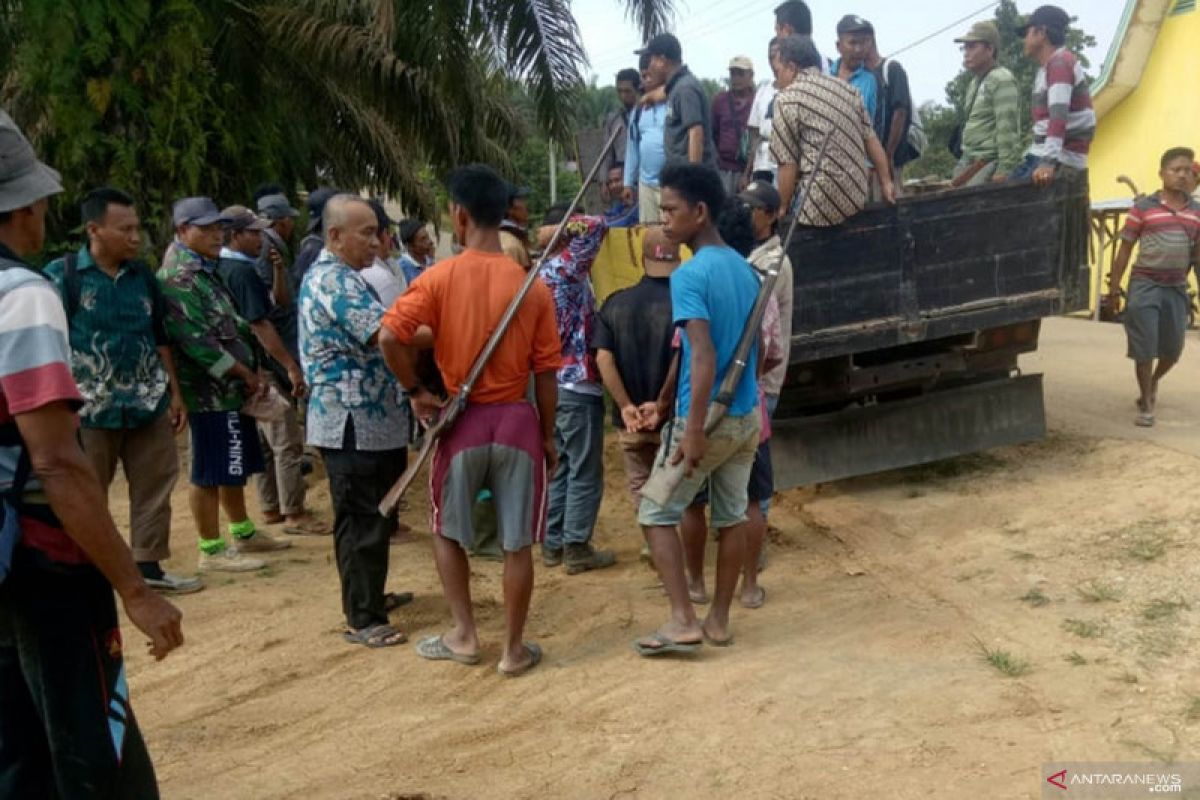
[44,188,200,595]
[0,109,183,799]
[1107,147,1200,427]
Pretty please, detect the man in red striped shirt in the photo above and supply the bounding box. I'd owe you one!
[1107,147,1200,427]
[1011,5,1095,187]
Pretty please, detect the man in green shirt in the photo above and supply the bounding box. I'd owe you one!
[44,188,200,594]
[159,197,291,572]
[952,21,1022,186]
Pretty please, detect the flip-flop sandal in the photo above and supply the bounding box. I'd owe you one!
[740,585,767,610]
[415,634,482,665]
[497,642,543,677]
[283,518,332,536]
[703,630,735,647]
[343,624,407,648]
[689,588,710,605]
[1135,411,1155,427]
[632,632,702,658]
[384,592,414,612]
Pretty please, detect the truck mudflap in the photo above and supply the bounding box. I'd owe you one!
[770,374,1045,489]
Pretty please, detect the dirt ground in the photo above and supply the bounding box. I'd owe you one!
[112,318,1200,799]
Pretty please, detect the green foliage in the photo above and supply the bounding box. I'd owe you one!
[903,102,959,180]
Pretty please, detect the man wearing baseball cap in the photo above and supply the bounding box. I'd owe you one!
[0,110,183,797]
[832,15,879,124]
[1011,4,1095,187]
[712,56,756,194]
[636,33,716,168]
[159,196,292,573]
[950,20,1021,186]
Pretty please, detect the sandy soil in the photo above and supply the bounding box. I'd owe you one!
[109,320,1200,799]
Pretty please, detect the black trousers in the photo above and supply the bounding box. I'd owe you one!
[319,421,407,630]
[0,553,159,799]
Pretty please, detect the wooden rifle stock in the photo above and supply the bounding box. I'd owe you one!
[378,125,625,517]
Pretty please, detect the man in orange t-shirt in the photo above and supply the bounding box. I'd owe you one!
[380,164,561,678]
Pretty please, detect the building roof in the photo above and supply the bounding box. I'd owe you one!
[1090,0,1174,120]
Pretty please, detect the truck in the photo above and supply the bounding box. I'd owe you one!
[768,171,1090,488]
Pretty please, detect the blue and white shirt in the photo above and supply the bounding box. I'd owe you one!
[298,249,409,451]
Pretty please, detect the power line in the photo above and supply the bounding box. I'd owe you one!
[884,0,1001,59]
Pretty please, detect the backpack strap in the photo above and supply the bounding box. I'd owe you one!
[63,251,80,324]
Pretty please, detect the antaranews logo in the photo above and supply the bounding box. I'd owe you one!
[1047,770,1068,790]
[1042,763,1192,797]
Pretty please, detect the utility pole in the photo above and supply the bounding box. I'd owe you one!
[549,140,558,204]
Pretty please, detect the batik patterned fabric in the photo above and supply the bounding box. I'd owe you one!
[537,215,608,387]
[43,248,169,429]
[298,249,408,451]
[770,67,875,227]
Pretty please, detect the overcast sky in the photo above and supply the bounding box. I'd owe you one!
[574,0,1127,107]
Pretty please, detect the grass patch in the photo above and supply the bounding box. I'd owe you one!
[976,640,1032,677]
[1143,598,1189,622]
[956,567,994,583]
[1062,618,1105,639]
[1077,580,1122,603]
[904,452,1005,483]
[255,566,278,579]
[1185,697,1200,722]
[1020,588,1051,607]
[1117,671,1139,685]
[1064,651,1087,666]
[1010,550,1036,562]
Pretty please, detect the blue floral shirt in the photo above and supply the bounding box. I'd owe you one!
[298,250,409,451]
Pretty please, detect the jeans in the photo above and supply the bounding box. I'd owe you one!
[319,419,406,629]
[760,393,780,516]
[545,389,605,550]
[0,555,159,799]
[1009,154,1040,180]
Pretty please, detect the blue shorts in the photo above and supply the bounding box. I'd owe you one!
[188,411,264,487]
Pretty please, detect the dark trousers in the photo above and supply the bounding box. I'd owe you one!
[0,554,159,799]
[319,421,406,630]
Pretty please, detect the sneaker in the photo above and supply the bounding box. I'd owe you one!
[198,548,265,572]
[234,531,292,552]
[145,572,205,595]
[542,547,563,568]
[564,543,616,575]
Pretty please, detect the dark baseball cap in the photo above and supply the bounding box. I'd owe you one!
[172,197,231,227]
[634,33,682,63]
[1016,5,1070,36]
[221,205,270,232]
[507,184,530,205]
[257,193,299,220]
[305,187,340,233]
[738,180,782,212]
[836,14,874,36]
[0,109,62,214]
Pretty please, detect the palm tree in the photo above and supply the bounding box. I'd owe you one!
[0,0,674,244]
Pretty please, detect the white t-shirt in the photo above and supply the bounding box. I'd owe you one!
[361,256,407,308]
[747,81,778,173]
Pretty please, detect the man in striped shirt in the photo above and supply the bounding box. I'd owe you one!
[0,109,182,798]
[1107,147,1200,427]
[1012,5,1095,187]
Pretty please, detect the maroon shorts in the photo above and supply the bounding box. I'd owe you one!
[429,403,548,551]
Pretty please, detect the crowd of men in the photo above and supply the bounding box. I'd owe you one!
[0,1,1195,795]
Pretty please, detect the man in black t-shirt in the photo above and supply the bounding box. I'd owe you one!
[865,37,916,172]
[593,226,681,507]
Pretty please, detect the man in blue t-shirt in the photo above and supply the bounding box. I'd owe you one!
[634,163,761,657]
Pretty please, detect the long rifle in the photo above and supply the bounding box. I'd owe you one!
[378,125,624,516]
[640,130,836,507]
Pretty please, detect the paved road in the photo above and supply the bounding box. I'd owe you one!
[1028,316,1200,457]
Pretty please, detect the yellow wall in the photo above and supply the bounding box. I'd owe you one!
[1088,7,1200,301]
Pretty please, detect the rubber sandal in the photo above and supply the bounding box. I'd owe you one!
[497,642,543,677]
[632,632,702,657]
[384,591,414,612]
[415,634,481,665]
[740,585,767,610]
[703,630,734,647]
[1135,411,1155,427]
[342,624,407,648]
[282,517,332,536]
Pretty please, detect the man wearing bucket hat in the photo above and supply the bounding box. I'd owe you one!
[950,20,1021,186]
[1010,4,1095,187]
[0,109,183,797]
[159,196,293,573]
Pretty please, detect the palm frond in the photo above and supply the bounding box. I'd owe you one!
[619,0,675,39]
